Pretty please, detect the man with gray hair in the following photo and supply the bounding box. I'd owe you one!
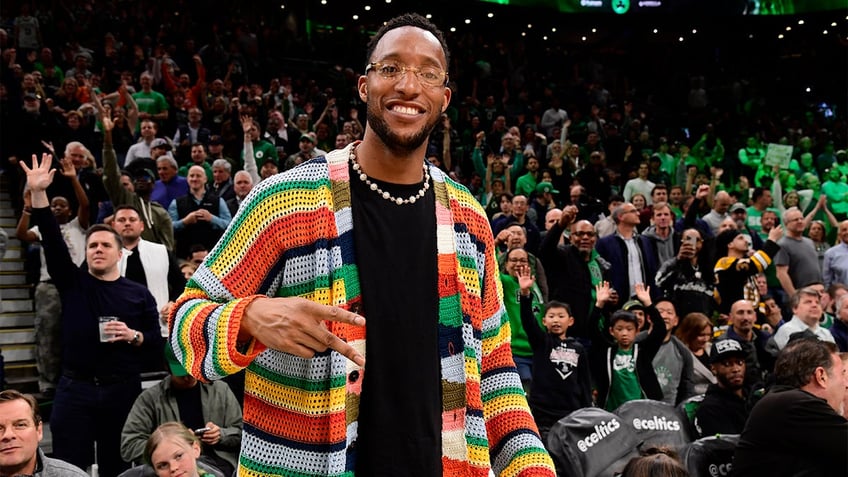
[775,207,821,297]
[225,170,254,216]
[772,287,836,350]
[595,201,659,301]
[151,155,188,208]
[210,159,234,202]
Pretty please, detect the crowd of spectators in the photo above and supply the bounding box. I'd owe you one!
[0,0,846,475]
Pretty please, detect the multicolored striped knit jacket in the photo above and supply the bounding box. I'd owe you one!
[170,143,555,476]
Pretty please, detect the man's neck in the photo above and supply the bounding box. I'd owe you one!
[617,224,636,239]
[89,267,121,281]
[787,231,803,239]
[354,134,429,184]
[123,238,140,250]
[654,225,671,238]
[190,187,205,199]
[795,315,820,329]
[733,326,754,342]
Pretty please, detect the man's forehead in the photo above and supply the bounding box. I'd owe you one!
[371,26,446,65]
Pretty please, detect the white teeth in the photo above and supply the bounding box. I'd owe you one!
[392,105,420,115]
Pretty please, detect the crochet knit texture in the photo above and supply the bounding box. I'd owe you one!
[170,144,555,476]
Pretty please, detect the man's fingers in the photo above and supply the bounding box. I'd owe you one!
[317,302,365,326]
[324,333,365,367]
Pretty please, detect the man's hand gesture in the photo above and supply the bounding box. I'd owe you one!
[20,153,55,193]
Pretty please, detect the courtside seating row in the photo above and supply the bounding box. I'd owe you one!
[547,398,738,477]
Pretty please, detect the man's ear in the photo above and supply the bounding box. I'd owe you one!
[357,76,368,102]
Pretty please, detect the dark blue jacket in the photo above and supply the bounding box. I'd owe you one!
[595,232,660,301]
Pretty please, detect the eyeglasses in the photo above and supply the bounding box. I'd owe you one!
[572,231,595,238]
[365,61,448,87]
[507,258,529,264]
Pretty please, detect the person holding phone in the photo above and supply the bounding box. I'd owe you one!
[655,228,716,318]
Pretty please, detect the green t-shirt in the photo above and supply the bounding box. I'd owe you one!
[606,347,643,411]
[500,273,544,358]
[178,161,213,182]
[132,90,169,115]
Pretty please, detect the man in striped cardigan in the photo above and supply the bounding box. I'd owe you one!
[170,13,555,477]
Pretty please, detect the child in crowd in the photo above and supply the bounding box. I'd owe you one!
[145,422,224,477]
[590,282,667,411]
[517,266,591,444]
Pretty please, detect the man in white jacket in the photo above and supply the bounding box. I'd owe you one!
[112,205,186,337]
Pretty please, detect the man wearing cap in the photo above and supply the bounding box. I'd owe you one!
[531,181,559,231]
[124,119,158,167]
[149,137,173,160]
[694,338,751,437]
[714,225,783,315]
[120,346,242,474]
[297,130,327,159]
[714,300,773,390]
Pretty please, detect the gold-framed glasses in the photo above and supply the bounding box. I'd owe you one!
[365,61,448,87]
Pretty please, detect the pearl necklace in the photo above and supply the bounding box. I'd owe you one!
[349,145,430,205]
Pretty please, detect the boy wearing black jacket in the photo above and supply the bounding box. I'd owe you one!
[517,266,591,444]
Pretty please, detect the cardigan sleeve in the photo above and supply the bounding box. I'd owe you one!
[168,168,334,382]
[471,199,556,475]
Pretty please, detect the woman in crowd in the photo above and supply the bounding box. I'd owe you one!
[674,313,716,395]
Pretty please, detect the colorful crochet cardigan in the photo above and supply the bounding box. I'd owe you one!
[170,144,555,476]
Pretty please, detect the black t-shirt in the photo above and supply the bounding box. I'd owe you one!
[350,163,442,476]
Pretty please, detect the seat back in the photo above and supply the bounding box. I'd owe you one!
[614,399,693,449]
[547,407,642,477]
[681,434,740,477]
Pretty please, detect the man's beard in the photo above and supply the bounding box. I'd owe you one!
[366,101,440,156]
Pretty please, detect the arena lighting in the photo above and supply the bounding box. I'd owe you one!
[786,26,792,31]
[778,33,784,39]
[352,14,359,20]
[280,4,285,9]
[543,35,548,40]
[521,31,526,36]
[450,27,456,32]
[321,0,326,4]
[488,12,494,18]
[823,30,828,34]
[691,29,697,34]
[591,28,597,33]
[831,22,837,27]
[798,19,805,24]
[425,13,432,19]
[678,36,684,42]
[364,5,371,10]
[465,18,471,24]
[581,36,587,41]
[652,28,658,34]
[806,87,811,92]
